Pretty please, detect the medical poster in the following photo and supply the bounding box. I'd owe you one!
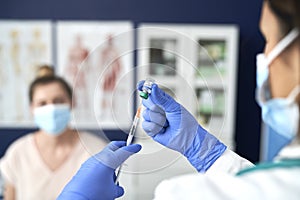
[0,20,53,127]
[56,21,134,129]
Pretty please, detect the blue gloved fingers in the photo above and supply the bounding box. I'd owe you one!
[57,141,137,200]
[143,108,167,127]
[149,84,180,112]
[138,81,180,113]
[113,144,142,168]
[142,96,165,115]
[114,185,125,199]
[94,142,140,170]
[107,141,126,151]
[136,80,145,91]
[119,143,142,153]
[142,120,166,137]
[138,80,225,173]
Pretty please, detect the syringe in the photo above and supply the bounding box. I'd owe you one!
[114,78,155,184]
[126,104,142,146]
[114,103,142,184]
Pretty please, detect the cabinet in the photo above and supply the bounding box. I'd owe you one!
[137,24,239,149]
[121,24,239,200]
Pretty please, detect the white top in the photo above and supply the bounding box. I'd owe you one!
[0,132,108,200]
[153,142,300,200]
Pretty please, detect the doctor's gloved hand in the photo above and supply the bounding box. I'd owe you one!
[137,81,226,172]
[57,141,142,200]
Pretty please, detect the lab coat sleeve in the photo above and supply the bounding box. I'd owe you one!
[153,167,300,200]
[206,149,254,175]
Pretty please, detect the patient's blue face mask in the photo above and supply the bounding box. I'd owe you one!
[33,104,71,136]
[256,28,300,140]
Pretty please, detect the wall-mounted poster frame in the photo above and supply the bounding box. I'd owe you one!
[138,24,239,149]
[0,20,53,127]
[56,21,134,130]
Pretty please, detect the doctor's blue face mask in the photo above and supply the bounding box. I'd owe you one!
[33,104,71,136]
[256,28,300,140]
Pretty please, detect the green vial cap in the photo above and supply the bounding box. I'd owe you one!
[139,91,148,99]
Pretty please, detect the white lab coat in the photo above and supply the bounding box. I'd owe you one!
[153,141,300,200]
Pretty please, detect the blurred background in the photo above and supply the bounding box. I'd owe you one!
[0,0,265,199]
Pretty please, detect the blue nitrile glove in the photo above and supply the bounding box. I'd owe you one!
[137,81,226,172]
[57,141,142,200]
